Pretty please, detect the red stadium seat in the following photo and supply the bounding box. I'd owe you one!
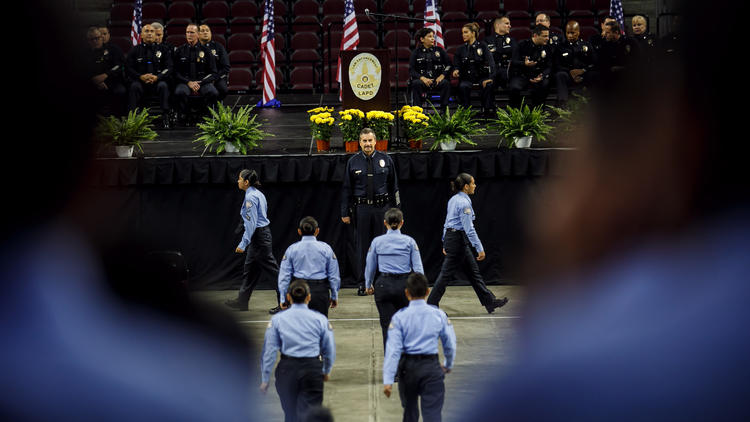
[473,0,501,15]
[358,30,379,49]
[229,1,258,34]
[510,26,532,40]
[228,67,253,92]
[289,66,318,90]
[531,0,560,14]
[382,0,409,15]
[202,1,230,19]
[567,9,596,26]
[142,3,167,21]
[384,30,411,49]
[441,0,468,13]
[290,31,320,50]
[504,0,530,12]
[109,4,134,26]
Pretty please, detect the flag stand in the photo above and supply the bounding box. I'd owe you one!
[365,10,436,150]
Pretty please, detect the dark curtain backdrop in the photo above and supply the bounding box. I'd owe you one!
[79,149,568,290]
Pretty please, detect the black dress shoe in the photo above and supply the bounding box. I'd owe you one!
[357,284,367,296]
[485,297,509,314]
[268,305,282,315]
[224,298,248,311]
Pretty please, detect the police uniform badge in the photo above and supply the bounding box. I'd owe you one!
[211,49,217,56]
[477,48,483,56]
[505,37,511,44]
[199,51,205,59]
[379,159,385,167]
[648,39,654,46]
[103,49,109,56]
[625,45,631,54]
[583,45,589,52]
[552,35,559,43]
[435,51,440,58]
[156,50,162,58]
[541,49,546,59]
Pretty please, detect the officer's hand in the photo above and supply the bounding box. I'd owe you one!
[420,76,432,86]
[436,74,445,84]
[442,248,447,256]
[477,251,486,261]
[329,299,338,309]
[452,69,459,78]
[235,247,244,253]
[323,374,330,382]
[530,75,543,83]
[280,301,288,310]
[259,382,269,394]
[524,57,537,67]
[188,81,201,92]
[366,287,375,295]
[383,384,393,398]
[341,217,351,224]
[441,364,451,374]
[482,79,492,88]
[92,74,108,85]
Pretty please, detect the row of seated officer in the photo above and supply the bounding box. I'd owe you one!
[410,13,666,116]
[86,23,230,128]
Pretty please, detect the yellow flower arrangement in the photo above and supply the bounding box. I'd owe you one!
[338,109,365,142]
[307,106,334,115]
[365,110,395,140]
[398,105,430,140]
[309,111,335,140]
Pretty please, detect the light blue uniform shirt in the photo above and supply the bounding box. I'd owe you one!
[260,303,336,383]
[364,229,424,289]
[443,191,484,253]
[383,299,457,385]
[278,236,341,301]
[238,187,271,251]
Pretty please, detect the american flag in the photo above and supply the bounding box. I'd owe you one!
[258,0,280,107]
[130,0,142,46]
[610,0,625,34]
[337,0,359,100]
[424,0,444,49]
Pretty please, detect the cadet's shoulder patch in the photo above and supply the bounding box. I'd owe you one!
[446,318,452,325]
[281,254,287,261]
[328,322,334,331]
[332,252,337,260]
[388,323,395,330]
[267,321,273,329]
[464,207,472,215]
[246,201,252,208]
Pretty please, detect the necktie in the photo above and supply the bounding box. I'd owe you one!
[366,155,374,201]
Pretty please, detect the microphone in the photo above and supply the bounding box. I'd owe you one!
[365,8,370,16]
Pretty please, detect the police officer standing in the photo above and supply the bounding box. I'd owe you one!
[261,280,336,422]
[409,27,451,112]
[509,24,553,108]
[199,24,231,101]
[172,23,219,125]
[452,22,496,117]
[278,216,341,317]
[341,128,400,296]
[426,173,509,313]
[383,273,456,422]
[125,23,172,128]
[365,208,424,349]
[555,20,598,107]
[483,15,519,96]
[225,169,282,314]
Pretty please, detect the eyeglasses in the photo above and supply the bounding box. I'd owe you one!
[88,36,101,41]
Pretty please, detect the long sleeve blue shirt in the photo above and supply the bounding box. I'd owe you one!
[278,236,341,301]
[364,229,424,289]
[238,187,270,251]
[443,191,484,253]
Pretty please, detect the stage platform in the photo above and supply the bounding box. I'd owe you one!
[102,93,573,157]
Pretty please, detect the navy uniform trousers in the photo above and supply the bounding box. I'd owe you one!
[427,229,495,307]
[239,226,280,304]
[354,204,388,285]
[398,354,446,422]
[275,356,324,422]
[374,273,410,349]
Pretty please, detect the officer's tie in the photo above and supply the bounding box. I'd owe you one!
[366,155,374,201]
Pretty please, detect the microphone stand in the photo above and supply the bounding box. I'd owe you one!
[365,10,435,149]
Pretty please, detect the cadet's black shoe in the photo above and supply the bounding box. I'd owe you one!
[485,297,509,314]
[268,305,282,315]
[224,298,248,311]
[357,285,367,296]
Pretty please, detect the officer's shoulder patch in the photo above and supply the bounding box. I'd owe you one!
[464,207,472,215]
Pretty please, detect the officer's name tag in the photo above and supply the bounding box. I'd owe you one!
[562,52,569,56]
[355,170,362,174]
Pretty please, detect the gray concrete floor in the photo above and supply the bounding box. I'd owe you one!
[192,285,524,421]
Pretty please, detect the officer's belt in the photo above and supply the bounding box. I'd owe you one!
[354,194,389,207]
[379,272,410,278]
[281,354,320,361]
[403,354,438,360]
[293,277,328,284]
[446,228,464,233]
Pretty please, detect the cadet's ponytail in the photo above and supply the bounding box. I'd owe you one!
[450,173,473,194]
[298,216,319,236]
[239,169,261,188]
[384,208,403,230]
[289,280,310,304]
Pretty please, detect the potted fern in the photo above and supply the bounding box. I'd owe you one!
[490,100,553,148]
[194,103,272,155]
[422,104,484,151]
[95,108,158,157]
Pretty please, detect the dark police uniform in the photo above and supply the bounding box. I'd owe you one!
[383,299,456,422]
[509,38,554,107]
[278,236,341,317]
[597,35,640,85]
[555,37,598,104]
[453,40,496,111]
[261,303,336,422]
[172,42,219,116]
[409,45,452,109]
[484,32,519,90]
[341,151,400,292]
[203,40,231,100]
[365,229,424,348]
[125,41,172,114]
[632,32,657,63]
[87,44,126,114]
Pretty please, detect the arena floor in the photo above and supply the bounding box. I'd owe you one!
[192,285,523,421]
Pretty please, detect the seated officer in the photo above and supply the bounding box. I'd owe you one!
[172,23,219,125]
[125,24,172,128]
[409,27,451,112]
[86,26,126,115]
[484,15,519,93]
[383,273,457,422]
[509,25,553,108]
[452,22,496,117]
[555,20,598,107]
[199,24,231,101]
[598,21,640,86]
